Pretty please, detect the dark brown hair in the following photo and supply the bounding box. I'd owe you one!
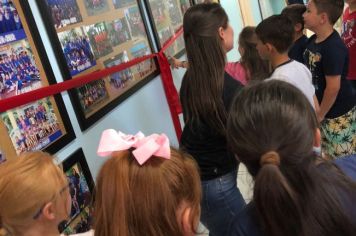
[94,148,201,236]
[313,0,344,25]
[238,26,270,82]
[180,3,228,135]
[281,4,307,29]
[227,80,356,236]
[255,14,294,53]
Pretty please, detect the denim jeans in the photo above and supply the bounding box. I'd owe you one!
[200,170,246,236]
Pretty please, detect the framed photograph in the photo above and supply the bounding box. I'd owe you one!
[36,0,159,131]
[144,0,192,58]
[59,148,94,234]
[0,0,75,161]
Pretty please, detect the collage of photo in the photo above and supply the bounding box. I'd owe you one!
[1,97,62,155]
[45,0,156,119]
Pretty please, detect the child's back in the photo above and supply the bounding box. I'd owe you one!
[268,59,315,108]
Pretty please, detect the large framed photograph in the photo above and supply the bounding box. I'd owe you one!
[59,148,95,234]
[0,0,75,162]
[36,0,159,131]
[144,0,192,58]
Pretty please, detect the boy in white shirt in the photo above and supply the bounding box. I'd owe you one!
[255,14,319,111]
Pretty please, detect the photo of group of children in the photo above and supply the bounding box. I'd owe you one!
[0,0,22,34]
[130,42,153,78]
[61,161,93,234]
[124,6,146,38]
[147,0,191,57]
[85,22,113,58]
[58,27,96,76]
[104,51,133,90]
[85,0,110,16]
[77,79,108,113]
[46,0,82,29]
[0,39,42,99]
[106,18,131,47]
[1,97,62,155]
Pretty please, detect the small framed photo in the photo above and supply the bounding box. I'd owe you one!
[36,0,159,131]
[60,148,95,234]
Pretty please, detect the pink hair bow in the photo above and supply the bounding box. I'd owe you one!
[97,129,170,165]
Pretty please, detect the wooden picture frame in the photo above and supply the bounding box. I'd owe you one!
[36,0,159,131]
[144,0,192,59]
[0,0,75,163]
[59,148,95,234]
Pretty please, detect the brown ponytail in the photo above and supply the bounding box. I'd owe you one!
[255,151,302,236]
[227,81,356,236]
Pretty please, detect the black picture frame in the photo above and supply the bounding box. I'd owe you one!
[0,0,75,161]
[60,148,94,234]
[36,0,159,131]
[143,0,192,59]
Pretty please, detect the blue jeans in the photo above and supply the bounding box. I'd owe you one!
[200,170,246,236]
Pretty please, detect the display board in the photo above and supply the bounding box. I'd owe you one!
[0,0,75,163]
[37,0,159,130]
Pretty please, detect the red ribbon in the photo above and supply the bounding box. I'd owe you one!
[0,28,184,140]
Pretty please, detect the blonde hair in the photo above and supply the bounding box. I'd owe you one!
[0,151,67,234]
[94,147,201,236]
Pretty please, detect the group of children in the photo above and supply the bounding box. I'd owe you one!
[0,1,355,236]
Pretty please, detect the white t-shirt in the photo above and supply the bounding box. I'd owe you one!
[267,60,315,109]
[61,230,94,236]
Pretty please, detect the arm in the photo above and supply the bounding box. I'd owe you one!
[313,95,320,115]
[168,56,188,69]
[317,75,340,122]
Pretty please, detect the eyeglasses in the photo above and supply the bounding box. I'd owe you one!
[32,183,70,220]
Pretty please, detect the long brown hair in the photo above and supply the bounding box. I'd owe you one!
[227,80,356,236]
[94,148,201,236]
[180,3,228,135]
[238,26,269,82]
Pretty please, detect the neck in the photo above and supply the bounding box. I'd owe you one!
[314,25,334,43]
[271,54,290,69]
[349,3,356,12]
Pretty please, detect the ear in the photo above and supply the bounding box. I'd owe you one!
[181,207,195,236]
[41,202,56,221]
[314,128,321,148]
[218,26,225,40]
[319,12,329,24]
[265,42,274,53]
[294,23,303,32]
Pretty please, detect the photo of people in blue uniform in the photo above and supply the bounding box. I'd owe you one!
[104,51,134,91]
[1,97,62,155]
[58,27,97,76]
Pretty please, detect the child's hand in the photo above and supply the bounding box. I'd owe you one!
[167,56,181,69]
